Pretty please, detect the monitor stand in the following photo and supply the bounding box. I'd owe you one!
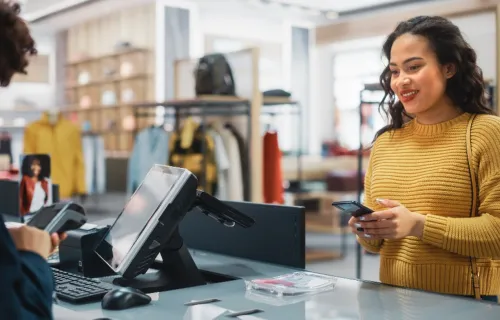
[112,228,206,294]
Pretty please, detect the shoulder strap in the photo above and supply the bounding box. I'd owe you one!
[466,114,478,216]
[466,113,481,300]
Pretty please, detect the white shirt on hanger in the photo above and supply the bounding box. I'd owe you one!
[208,129,231,200]
[215,124,243,201]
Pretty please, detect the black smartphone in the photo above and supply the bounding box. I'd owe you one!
[332,200,373,217]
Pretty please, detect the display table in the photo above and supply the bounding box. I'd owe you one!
[53,249,500,320]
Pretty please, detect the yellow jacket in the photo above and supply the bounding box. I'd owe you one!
[169,118,217,194]
[23,112,86,199]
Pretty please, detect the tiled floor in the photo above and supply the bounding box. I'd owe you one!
[82,193,381,283]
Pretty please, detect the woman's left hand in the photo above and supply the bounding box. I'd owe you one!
[355,199,425,240]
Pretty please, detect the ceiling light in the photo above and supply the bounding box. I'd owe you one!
[325,11,338,20]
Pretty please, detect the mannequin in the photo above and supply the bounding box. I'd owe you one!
[46,109,59,126]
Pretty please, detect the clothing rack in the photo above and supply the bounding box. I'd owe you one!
[356,83,385,279]
[261,97,303,193]
[132,97,252,194]
[132,96,304,200]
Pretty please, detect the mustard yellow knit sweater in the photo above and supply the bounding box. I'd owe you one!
[359,112,500,296]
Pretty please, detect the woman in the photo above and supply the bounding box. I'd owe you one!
[19,156,49,216]
[349,15,500,301]
[0,2,65,319]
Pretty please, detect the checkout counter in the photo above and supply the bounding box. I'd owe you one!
[53,249,500,320]
[53,199,499,320]
[1,177,499,319]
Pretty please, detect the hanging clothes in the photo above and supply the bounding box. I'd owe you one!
[82,135,106,195]
[207,127,230,200]
[224,123,249,201]
[23,111,86,199]
[169,118,218,195]
[263,131,284,204]
[127,127,170,195]
[212,121,243,201]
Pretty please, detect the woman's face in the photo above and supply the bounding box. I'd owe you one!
[389,33,454,118]
[31,161,41,176]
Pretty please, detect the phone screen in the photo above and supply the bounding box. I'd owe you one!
[332,201,373,217]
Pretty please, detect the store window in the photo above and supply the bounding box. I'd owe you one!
[332,48,386,150]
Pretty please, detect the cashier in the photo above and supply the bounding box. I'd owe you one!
[0,2,66,319]
[349,16,500,302]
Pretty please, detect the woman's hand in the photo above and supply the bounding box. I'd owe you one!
[349,199,426,240]
[8,225,67,258]
[50,232,67,253]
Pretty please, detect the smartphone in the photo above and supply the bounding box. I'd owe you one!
[332,200,373,217]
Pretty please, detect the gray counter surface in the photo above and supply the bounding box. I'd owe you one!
[53,249,500,320]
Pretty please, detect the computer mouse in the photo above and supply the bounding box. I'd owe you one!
[101,287,152,310]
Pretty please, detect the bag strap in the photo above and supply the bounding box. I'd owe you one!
[466,113,481,300]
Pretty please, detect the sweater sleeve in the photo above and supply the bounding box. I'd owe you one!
[0,216,54,319]
[422,118,500,258]
[356,144,384,253]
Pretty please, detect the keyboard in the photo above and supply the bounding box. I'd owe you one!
[52,268,114,304]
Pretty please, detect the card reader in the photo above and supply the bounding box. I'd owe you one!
[27,202,88,234]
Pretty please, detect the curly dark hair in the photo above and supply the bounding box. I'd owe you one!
[374,15,495,140]
[0,1,37,87]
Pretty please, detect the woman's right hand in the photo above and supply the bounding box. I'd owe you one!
[8,225,54,258]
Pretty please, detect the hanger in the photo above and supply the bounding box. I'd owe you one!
[265,113,277,133]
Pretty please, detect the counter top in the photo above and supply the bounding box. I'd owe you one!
[54,250,500,320]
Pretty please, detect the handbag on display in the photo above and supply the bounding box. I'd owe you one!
[194,53,236,96]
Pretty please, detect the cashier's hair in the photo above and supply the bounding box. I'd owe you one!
[374,15,495,142]
[0,1,37,87]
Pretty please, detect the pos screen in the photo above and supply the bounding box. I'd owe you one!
[94,165,188,274]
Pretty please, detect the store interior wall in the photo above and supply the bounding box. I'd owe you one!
[163,6,190,101]
[291,26,311,154]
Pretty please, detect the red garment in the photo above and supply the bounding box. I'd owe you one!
[19,175,49,216]
[263,131,284,204]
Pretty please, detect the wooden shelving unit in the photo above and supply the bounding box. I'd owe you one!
[61,48,153,152]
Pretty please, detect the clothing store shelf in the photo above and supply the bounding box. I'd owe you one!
[134,96,250,107]
[262,97,297,106]
[133,98,251,117]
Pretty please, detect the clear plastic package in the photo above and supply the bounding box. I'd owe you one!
[244,271,337,297]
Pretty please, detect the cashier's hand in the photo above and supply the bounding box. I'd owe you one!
[349,199,425,240]
[8,225,67,259]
